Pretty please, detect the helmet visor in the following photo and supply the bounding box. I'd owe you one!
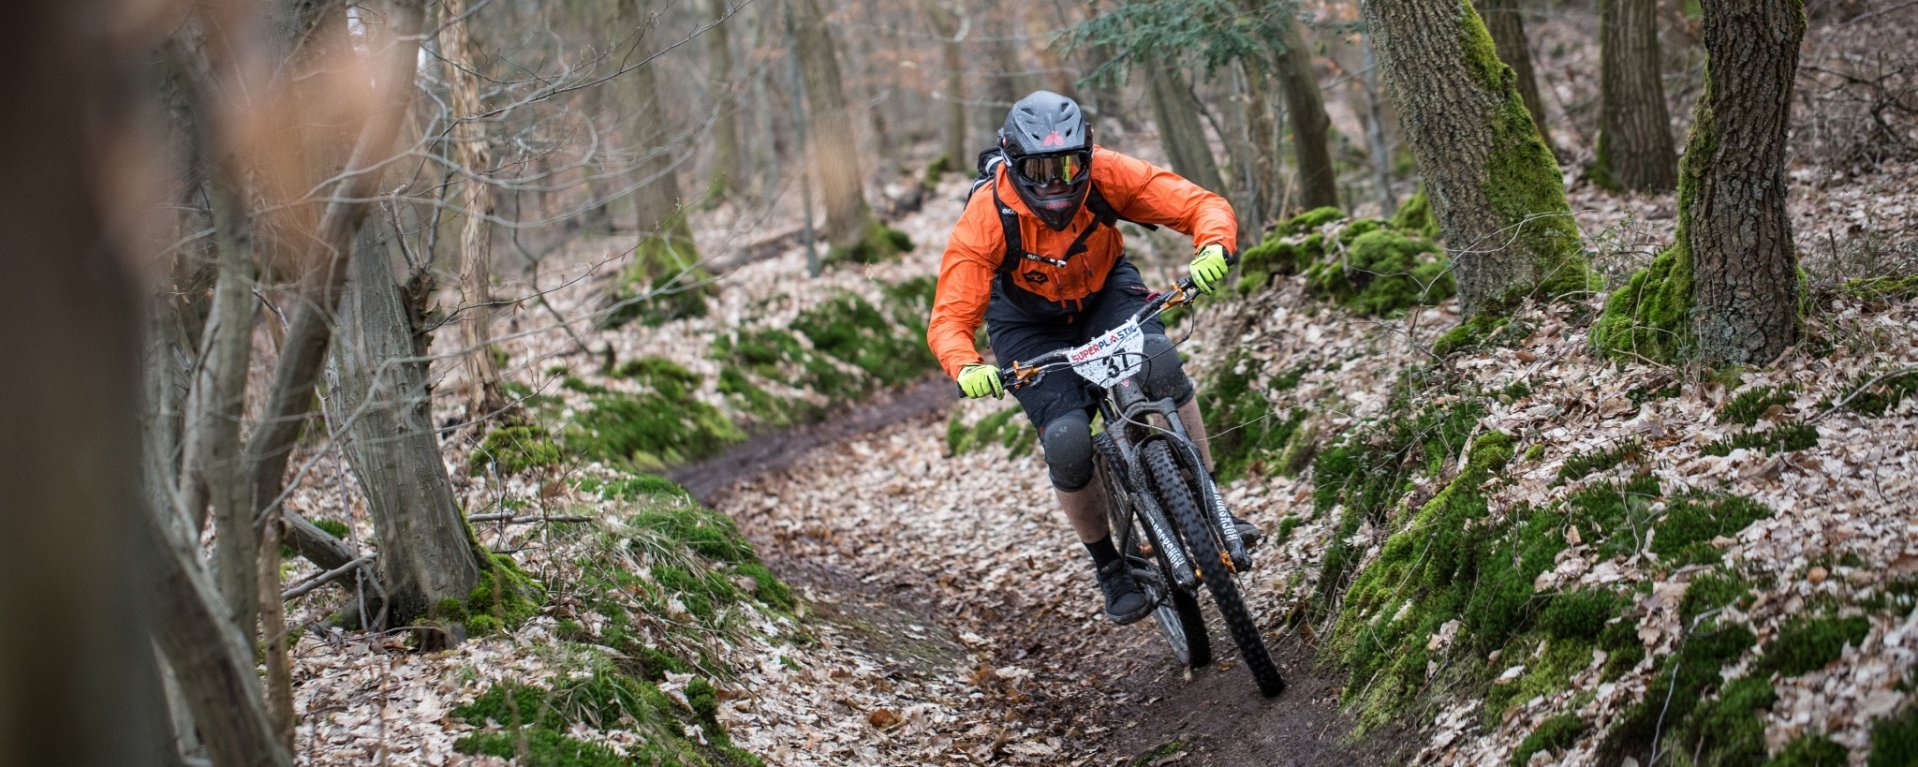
[1014,150,1091,188]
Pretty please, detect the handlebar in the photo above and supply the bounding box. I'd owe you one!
[957,272,1218,397]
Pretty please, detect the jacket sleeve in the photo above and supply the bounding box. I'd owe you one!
[928,192,1004,379]
[1096,147,1239,253]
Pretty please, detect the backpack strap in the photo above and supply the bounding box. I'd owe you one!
[987,170,1161,278]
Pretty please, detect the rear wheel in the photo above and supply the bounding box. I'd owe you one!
[1097,442,1210,669]
[1143,440,1284,697]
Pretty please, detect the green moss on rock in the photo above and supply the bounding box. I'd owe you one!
[471,424,564,475]
[1303,228,1456,316]
[1557,439,1643,484]
[1200,351,1306,480]
[1391,187,1442,241]
[604,232,711,329]
[1653,493,1772,565]
[569,391,743,471]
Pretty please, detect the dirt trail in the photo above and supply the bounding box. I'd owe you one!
[680,387,1411,766]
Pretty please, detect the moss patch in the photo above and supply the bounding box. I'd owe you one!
[1303,228,1457,316]
[1556,439,1643,484]
[1771,735,1849,766]
[1871,704,1918,767]
[472,424,564,475]
[1234,210,1455,314]
[1512,714,1587,767]
[825,220,914,265]
[1829,370,1918,418]
[605,231,711,329]
[1391,187,1441,241]
[1200,351,1307,480]
[1598,621,1758,763]
[1719,384,1797,426]
[1758,613,1870,677]
[1330,430,1519,728]
[453,659,763,767]
[1842,275,1918,301]
[791,292,937,387]
[1702,423,1819,457]
[946,407,1036,458]
[568,391,743,471]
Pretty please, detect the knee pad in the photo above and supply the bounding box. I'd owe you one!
[1142,334,1195,405]
[1040,411,1094,491]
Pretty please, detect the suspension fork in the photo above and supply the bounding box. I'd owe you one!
[1118,393,1251,572]
[1095,408,1196,593]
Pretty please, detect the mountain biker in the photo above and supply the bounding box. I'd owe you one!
[928,90,1261,625]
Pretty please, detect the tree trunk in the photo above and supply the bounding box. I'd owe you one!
[1596,0,1803,363]
[147,508,292,767]
[1688,0,1804,363]
[444,0,507,419]
[925,0,969,170]
[1360,28,1399,216]
[1,6,167,765]
[1476,0,1551,148]
[1241,61,1284,230]
[1358,0,1588,313]
[1145,63,1226,194]
[790,0,875,249]
[1595,0,1678,192]
[242,0,426,581]
[333,225,486,626]
[706,0,745,200]
[1274,11,1339,212]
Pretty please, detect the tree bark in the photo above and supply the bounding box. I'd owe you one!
[1273,11,1339,212]
[1686,0,1804,363]
[1,6,166,765]
[1358,0,1587,313]
[1476,0,1551,147]
[925,0,969,169]
[790,0,875,248]
[444,0,507,419]
[147,511,294,767]
[1240,61,1284,230]
[242,0,426,578]
[1596,0,1678,192]
[1145,62,1226,194]
[706,0,745,200]
[332,225,486,626]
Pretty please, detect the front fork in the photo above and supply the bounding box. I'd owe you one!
[1113,393,1251,573]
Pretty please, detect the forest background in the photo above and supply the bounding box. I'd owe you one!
[3,0,1916,765]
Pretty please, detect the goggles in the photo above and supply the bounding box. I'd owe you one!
[1014,150,1091,187]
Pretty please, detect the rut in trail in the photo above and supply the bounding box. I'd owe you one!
[677,390,1412,766]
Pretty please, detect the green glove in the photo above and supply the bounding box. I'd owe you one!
[957,363,1004,399]
[1190,243,1231,295]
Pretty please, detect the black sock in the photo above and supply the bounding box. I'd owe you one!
[1084,534,1121,569]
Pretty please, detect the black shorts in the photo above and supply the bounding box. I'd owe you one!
[985,259,1174,429]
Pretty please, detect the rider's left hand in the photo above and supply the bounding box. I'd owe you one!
[1190,243,1231,295]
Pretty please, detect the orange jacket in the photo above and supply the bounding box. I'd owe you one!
[928,145,1237,378]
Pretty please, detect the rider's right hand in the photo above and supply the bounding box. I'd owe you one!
[957,363,1004,399]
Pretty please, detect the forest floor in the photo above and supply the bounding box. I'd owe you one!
[271,9,1918,762]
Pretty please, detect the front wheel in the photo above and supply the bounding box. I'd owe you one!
[1143,439,1284,697]
[1098,443,1210,669]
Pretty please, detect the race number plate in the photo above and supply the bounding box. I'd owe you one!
[1068,318,1146,388]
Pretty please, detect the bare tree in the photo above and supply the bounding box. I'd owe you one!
[1270,6,1339,212]
[443,0,508,417]
[926,0,970,170]
[706,0,746,199]
[1145,62,1227,194]
[791,0,898,259]
[1594,0,1678,192]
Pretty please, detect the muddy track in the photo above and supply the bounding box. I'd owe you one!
[669,374,955,504]
[678,381,1414,766]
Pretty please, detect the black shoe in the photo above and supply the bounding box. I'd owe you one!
[1096,559,1153,625]
[1232,515,1264,552]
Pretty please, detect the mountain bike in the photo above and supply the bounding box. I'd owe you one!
[985,277,1285,698]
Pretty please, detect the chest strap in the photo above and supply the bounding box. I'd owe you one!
[990,182,1156,278]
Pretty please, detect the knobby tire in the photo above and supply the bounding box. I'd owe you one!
[1143,440,1285,697]
[1097,446,1210,668]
